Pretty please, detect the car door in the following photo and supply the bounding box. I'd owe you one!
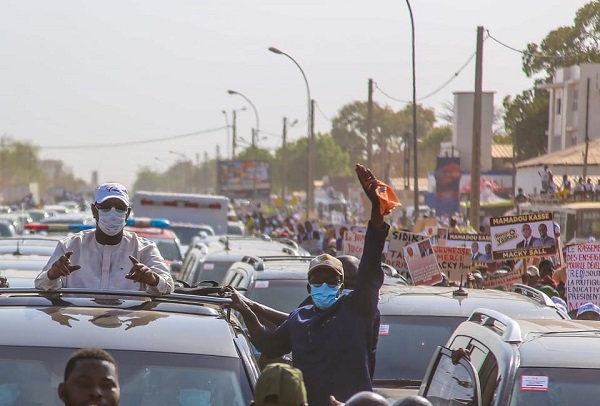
[419,346,482,406]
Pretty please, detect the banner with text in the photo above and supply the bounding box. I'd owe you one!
[446,233,493,267]
[566,243,600,312]
[385,230,428,272]
[484,269,523,289]
[433,246,472,282]
[403,238,443,285]
[490,213,556,261]
[342,230,366,259]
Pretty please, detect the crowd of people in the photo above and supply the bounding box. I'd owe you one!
[534,164,600,201]
[33,165,600,405]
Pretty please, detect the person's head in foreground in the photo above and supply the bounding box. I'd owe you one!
[92,183,131,238]
[307,254,344,310]
[393,395,434,406]
[59,347,120,406]
[252,363,308,406]
[343,391,389,405]
[577,302,600,321]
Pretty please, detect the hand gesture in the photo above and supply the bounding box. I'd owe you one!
[48,251,81,280]
[219,286,251,313]
[355,164,379,207]
[126,256,159,286]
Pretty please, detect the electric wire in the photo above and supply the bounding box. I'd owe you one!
[40,126,228,150]
[374,35,487,104]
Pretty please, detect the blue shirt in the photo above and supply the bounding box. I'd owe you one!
[253,222,389,406]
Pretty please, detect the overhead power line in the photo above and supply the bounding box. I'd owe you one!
[315,101,332,122]
[374,36,485,104]
[486,29,581,60]
[40,126,228,150]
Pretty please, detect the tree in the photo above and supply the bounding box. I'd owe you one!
[275,133,350,193]
[503,89,549,161]
[523,1,600,79]
[133,168,163,192]
[330,101,436,176]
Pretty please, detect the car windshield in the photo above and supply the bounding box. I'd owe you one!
[249,279,310,313]
[374,315,463,383]
[150,237,183,261]
[0,346,252,406]
[195,261,235,285]
[510,367,600,405]
[172,226,214,245]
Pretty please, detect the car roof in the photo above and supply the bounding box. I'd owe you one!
[126,226,177,238]
[512,319,600,368]
[378,285,563,319]
[231,257,312,281]
[0,237,59,256]
[0,289,240,357]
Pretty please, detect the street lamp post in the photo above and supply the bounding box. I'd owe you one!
[221,110,230,159]
[268,46,313,220]
[227,90,260,200]
[403,0,419,218]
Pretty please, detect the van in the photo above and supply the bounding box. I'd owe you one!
[132,191,229,235]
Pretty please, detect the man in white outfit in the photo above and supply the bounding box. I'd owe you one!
[35,183,174,294]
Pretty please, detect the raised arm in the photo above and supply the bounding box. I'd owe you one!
[353,164,390,315]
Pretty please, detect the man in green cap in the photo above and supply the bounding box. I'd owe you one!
[252,363,308,406]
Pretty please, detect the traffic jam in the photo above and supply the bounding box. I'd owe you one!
[0,163,598,406]
[1,1,598,404]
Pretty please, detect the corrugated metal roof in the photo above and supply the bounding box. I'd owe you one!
[491,144,513,159]
[516,139,600,168]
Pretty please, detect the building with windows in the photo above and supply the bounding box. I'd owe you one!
[513,64,600,194]
[538,64,600,152]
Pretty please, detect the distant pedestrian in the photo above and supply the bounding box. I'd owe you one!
[539,165,550,192]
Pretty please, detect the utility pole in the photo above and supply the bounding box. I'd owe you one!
[282,117,288,198]
[232,110,238,159]
[366,78,374,168]
[252,128,258,200]
[470,25,484,231]
[307,99,316,219]
[583,77,591,180]
[404,133,410,189]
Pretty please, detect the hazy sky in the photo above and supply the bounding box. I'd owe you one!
[0,0,590,189]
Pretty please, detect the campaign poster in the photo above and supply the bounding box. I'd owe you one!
[342,230,366,259]
[217,160,271,198]
[385,230,428,272]
[435,156,461,216]
[412,218,438,234]
[403,238,443,285]
[489,213,556,261]
[446,233,493,267]
[484,269,523,289]
[433,246,472,282]
[566,243,600,312]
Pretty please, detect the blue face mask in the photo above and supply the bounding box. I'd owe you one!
[311,283,341,310]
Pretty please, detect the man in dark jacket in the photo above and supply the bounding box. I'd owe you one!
[222,164,389,406]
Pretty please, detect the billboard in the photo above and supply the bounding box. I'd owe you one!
[435,156,461,216]
[217,160,271,198]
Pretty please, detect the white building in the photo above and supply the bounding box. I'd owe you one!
[538,63,600,152]
[514,64,600,193]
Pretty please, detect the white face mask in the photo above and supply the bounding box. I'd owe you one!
[97,207,127,236]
